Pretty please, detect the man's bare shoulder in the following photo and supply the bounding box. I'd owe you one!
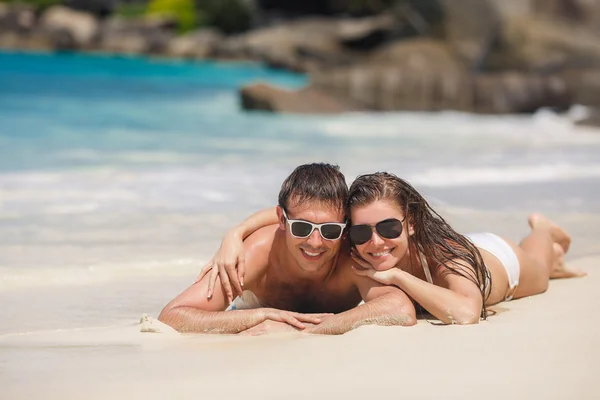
[242,224,280,276]
[159,225,280,315]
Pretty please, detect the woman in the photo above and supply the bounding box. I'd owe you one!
[199,172,585,324]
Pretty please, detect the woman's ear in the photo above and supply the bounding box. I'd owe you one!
[407,218,415,236]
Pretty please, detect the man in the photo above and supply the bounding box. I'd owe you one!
[159,163,416,335]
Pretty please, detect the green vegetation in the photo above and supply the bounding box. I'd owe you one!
[143,0,251,33]
[146,0,197,32]
[114,2,147,18]
[333,0,399,15]
[197,0,252,34]
[5,0,65,13]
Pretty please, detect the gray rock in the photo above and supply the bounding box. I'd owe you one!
[310,37,577,114]
[98,15,176,55]
[575,107,600,127]
[39,6,99,49]
[0,3,36,34]
[337,13,400,50]
[532,0,600,30]
[490,0,535,18]
[491,15,600,72]
[440,0,501,71]
[563,68,600,106]
[240,82,364,113]
[0,31,52,51]
[472,73,571,113]
[214,17,361,72]
[166,29,223,59]
[313,39,472,111]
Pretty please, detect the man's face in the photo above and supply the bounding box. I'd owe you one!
[278,201,346,274]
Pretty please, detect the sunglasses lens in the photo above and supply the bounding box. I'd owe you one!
[290,221,313,238]
[348,225,373,245]
[320,224,343,240]
[377,219,403,239]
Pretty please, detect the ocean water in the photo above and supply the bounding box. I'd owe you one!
[1,51,600,337]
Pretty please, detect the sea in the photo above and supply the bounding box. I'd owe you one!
[1,51,599,396]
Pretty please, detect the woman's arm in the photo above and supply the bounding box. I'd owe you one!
[198,207,279,301]
[352,256,482,325]
[307,277,417,334]
[227,206,280,241]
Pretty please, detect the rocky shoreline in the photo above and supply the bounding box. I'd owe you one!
[1,1,600,121]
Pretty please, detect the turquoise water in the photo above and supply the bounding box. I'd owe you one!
[1,50,600,334]
[0,51,311,171]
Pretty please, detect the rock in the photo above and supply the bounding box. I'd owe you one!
[562,68,600,106]
[337,13,400,50]
[166,29,223,59]
[0,31,52,51]
[439,0,501,70]
[532,0,600,29]
[0,4,51,51]
[65,0,117,16]
[312,39,471,111]
[492,15,600,72]
[369,37,460,66]
[311,37,575,114]
[0,3,36,34]
[39,6,99,49]
[214,17,357,71]
[239,82,364,113]
[489,0,535,18]
[98,16,176,55]
[45,27,77,50]
[313,63,472,112]
[575,107,600,127]
[472,73,571,113]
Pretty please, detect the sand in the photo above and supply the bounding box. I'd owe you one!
[1,256,598,400]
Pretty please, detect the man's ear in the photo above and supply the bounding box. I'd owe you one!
[276,206,286,230]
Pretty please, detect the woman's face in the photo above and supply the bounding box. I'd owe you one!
[350,199,411,271]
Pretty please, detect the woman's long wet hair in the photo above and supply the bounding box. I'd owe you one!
[347,172,491,319]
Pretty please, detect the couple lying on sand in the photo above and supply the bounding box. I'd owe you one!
[158,163,585,335]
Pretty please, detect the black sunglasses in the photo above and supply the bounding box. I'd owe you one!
[282,209,346,241]
[348,217,405,245]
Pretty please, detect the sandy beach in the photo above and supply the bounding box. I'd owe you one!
[1,255,597,400]
[2,51,600,400]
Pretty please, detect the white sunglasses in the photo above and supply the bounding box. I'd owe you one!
[281,208,346,241]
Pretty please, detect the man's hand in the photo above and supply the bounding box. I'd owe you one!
[262,308,332,330]
[239,320,300,336]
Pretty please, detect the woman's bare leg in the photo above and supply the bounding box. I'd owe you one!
[528,213,571,253]
[549,242,587,279]
[528,213,586,278]
[510,214,585,300]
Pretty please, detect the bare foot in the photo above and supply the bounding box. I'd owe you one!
[549,243,587,279]
[528,213,572,253]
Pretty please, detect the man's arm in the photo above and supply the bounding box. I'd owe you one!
[306,266,417,335]
[159,227,323,333]
[158,278,269,334]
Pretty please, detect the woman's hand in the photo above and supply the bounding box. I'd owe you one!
[350,251,398,286]
[196,230,246,303]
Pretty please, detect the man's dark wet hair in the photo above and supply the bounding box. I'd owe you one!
[278,163,348,215]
